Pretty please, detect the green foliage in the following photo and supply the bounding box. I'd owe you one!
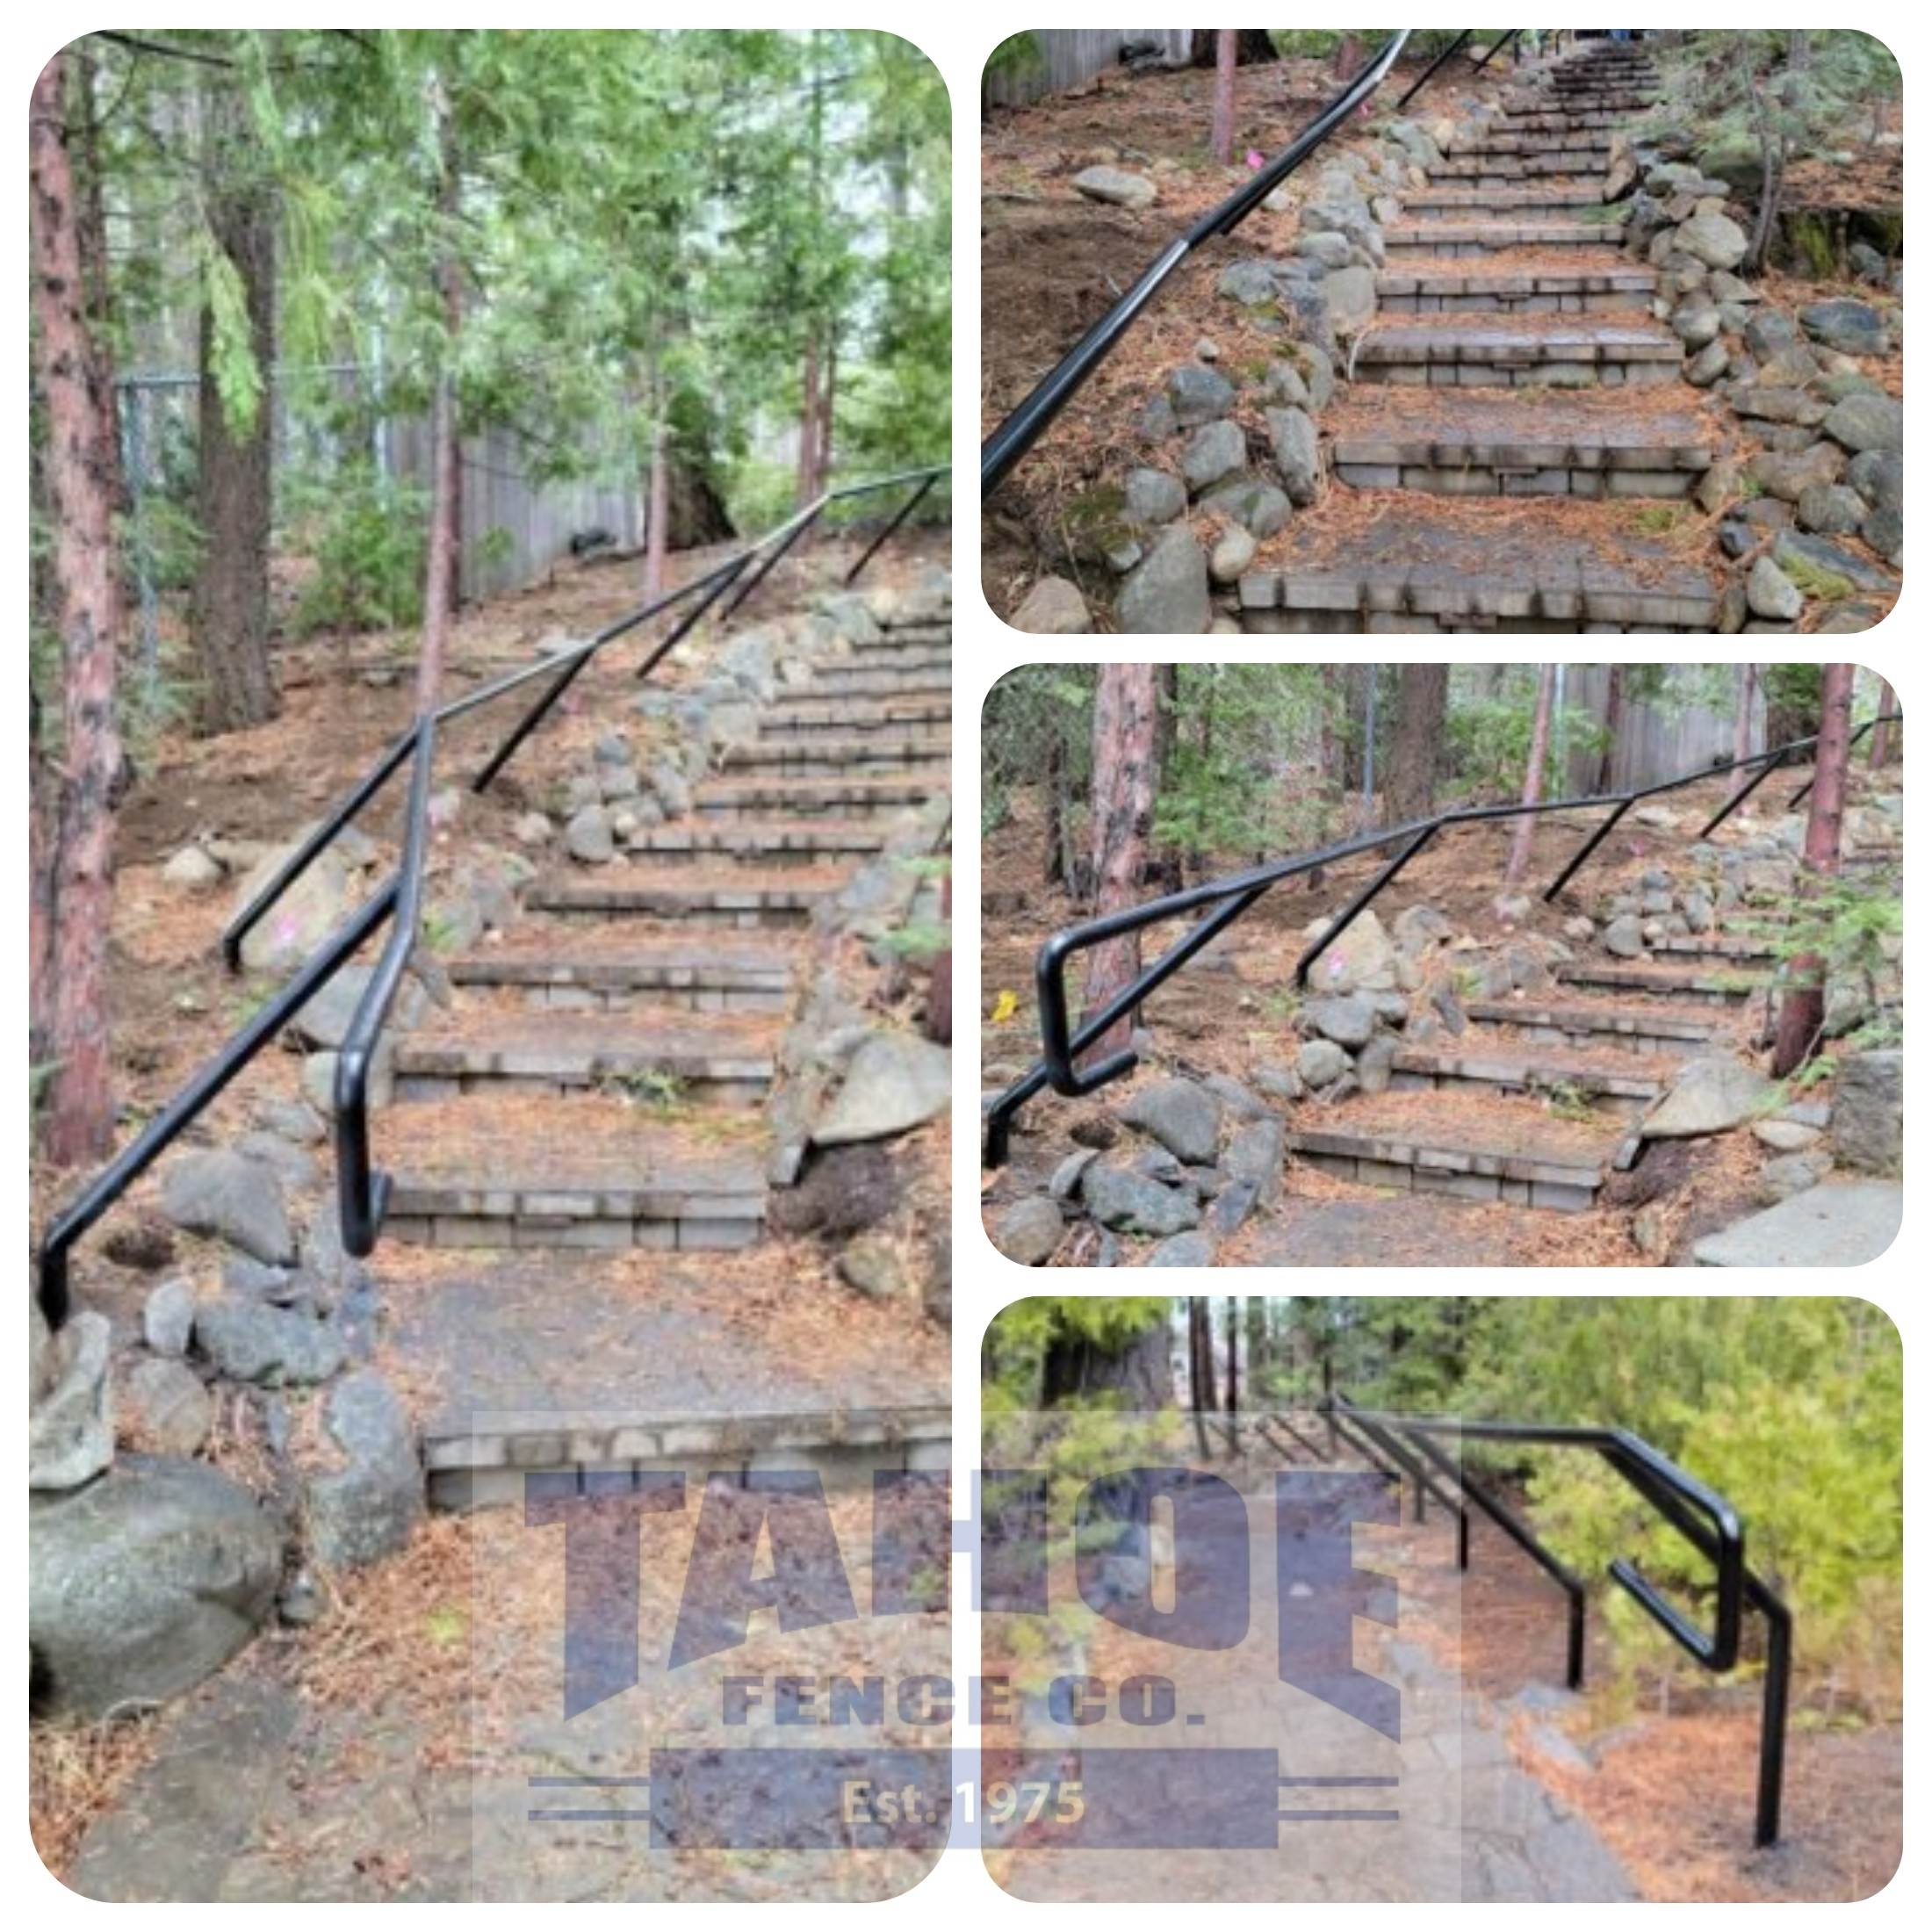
[285,462,427,636]
[1443,694,1608,803]
[983,1296,1171,1411]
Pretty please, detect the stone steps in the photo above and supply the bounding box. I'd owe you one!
[626,817,890,866]
[807,658,952,695]
[1556,962,1767,1005]
[393,1009,780,1105]
[845,621,952,652]
[529,868,844,929]
[1237,499,1719,633]
[691,773,941,821]
[1428,155,1614,185]
[1388,1045,1666,1114]
[1287,1109,1624,1214]
[760,695,950,736]
[1384,222,1628,260]
[1405,189,1611,220]
[1453,133,1614,162]
[1330,394,1713,499]
[717,733,951,778]
[1492,112,1633,133]
[1462,998,1720,1058]
[1378,263,1657,317]
[447,934,794,1013]
[1648,935,1784,967]
[1354,319,1681,391]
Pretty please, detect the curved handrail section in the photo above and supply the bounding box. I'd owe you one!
[37,464,949,1319]
[982,710,1902,1165]
[1316,1394,1790,1848]
[980,31,1413,500]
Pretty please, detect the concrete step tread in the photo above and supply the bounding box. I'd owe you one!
[1386,223,1627,249]
[768,694,950,723]
[1358,317,1679,363]
[1389,1044,1669,1099]
[629,818,890,853]
[1329,393,1715,468]
[1287,1094,1619,1186]
[722,732,949,761]
[1556,962,1769,998]
[531,863,851,910]
[694,773,941,811]
[1238,497,1718,628]
[394,1006,782,1078]
[1463,997,1721,1042]
[1406,189,1610,212]
[386,1098,768,1210]
[449,930,795,988]
[1378,263,1654,296]
[1650,935,1783,961]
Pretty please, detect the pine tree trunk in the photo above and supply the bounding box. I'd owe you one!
[1772,663,1854,1077]
[642,359,670,605]
[1503,664,1557,890]
[1081,665,1158,1064]
[1041,1307,1171,1408]
[1210,31,1238,165]
[415,112,462,714]
[1189,1297,1213,1458]
[191,86,279,733]
[1387,664,1448,822]
[1223,1299,1239,1416]
[32,52,124,1165]
[797,335,820,508]
[1596,664,1625,791]
[1871,680,1897,768]
[817,336,837,490]
[1728,662,1758,797]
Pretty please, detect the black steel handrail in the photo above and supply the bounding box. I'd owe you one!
[982,713,1900,1165]
[36,465,948,1328]
[1313,1393,1790,1848]
[981,31,1415,500]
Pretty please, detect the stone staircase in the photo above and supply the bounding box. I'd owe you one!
[374,578,954,1490]
[1244,40,1727,633]
[384,603,950,1255]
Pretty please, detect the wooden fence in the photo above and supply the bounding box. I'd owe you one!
[1557,666,1764,793]
[984,29,1193,110]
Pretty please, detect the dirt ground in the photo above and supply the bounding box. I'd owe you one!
[980,48,1904,627]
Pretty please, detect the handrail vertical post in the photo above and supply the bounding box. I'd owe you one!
[1469,28,1521,74]
[1542,796,1633,903]
[845,474,936,586]
[720,510,818,623]
[1755,1589,1792,1847]
[1699,747,1791,838]
[1395,29,1474,112]
[1294,823,1435,989]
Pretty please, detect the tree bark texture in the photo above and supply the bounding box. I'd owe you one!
[1387,663,1448,822]
[1210,31,1238,165]
[642,360,670,605]
[1503,664,1556,890]
[1596,664,1625,792]
[191,86,279,733]
[415,112,463,714]
[1042,1308,1171,1409]
[1771,662,1853,1078]
[1871,680,1897,768]
[32,53,125,1166]
[1728,662,1758,797]
[1081,665,1158,1065]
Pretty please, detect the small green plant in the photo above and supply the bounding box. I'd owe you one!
[1779,553,1856,602]
[285,460,428,637]
[605,1067,688,1116]
[1536,1077,1601,1125]
[1631,502,1684,537]
[876,918,950,965]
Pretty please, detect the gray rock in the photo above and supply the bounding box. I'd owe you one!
[511,810,553,847]
[1642,1056,1776,1139]
[1318,263,1378,334]
[1861,508,1902,568]
[1217,259,1283,307]
[1748,441,1845,504]
[1181,419,1247,494]
[29,1456,283,1719]
[1124,465,1188,526]
[256,1097,326,1146]
[120,1356,213,1458]
[1074,164,1156,209]
[1675,207,1748,270]
[1756,1150,1835,1204]
[1754,1118,1822,1153]
[229,843,357,977]
[1200,1073,1271,1123]
[1684,338,1729,387]
[195,1300,345,1386]
[302,1371,422,1572]
[144,1276,198,1358]
[1601,913,1644,958]
[1262,359,1310,409]
[1834,1049,1902,1172]
[1847,448,1904,515]
[921,1236,951,1326]
[1208,526,1258,584]
[1254,1063,1305,1103]
[1168,364,1236,428]
[1049,1149,1102,1200]
[1199,476,1291,538]
[1796,483,1868,537]
[235,1130,320,1193]
[1304,994,1377,1049]
[1082,1164,1200,1237]
[1821,392,1903,455]
[1116,524,1209,635]
[1265,406,1320,507]
[1392,904,1452,953]
[29,1308,114,1490]
[1745,557,1804,623]
[1011,576,1092,634]
[1303,907,1397,993]
[1120,1078,1223,1164]
[565,804,616,863]
[813,1032,952,1145]
[162,1149,295,1265]
[1297,1039,1350,1088]
[1145,1231,1215,1267]
[162,846,224,890]
[1430,983,1468,1034]
[1671,302,1722,349]
[1357,1034,1399,1096]
[1799,299,1889,357]
[597,762,641,804]
[1294,229,1353,270]
[1222,1117,1286,1209]
[1781,1099,1833,1130]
